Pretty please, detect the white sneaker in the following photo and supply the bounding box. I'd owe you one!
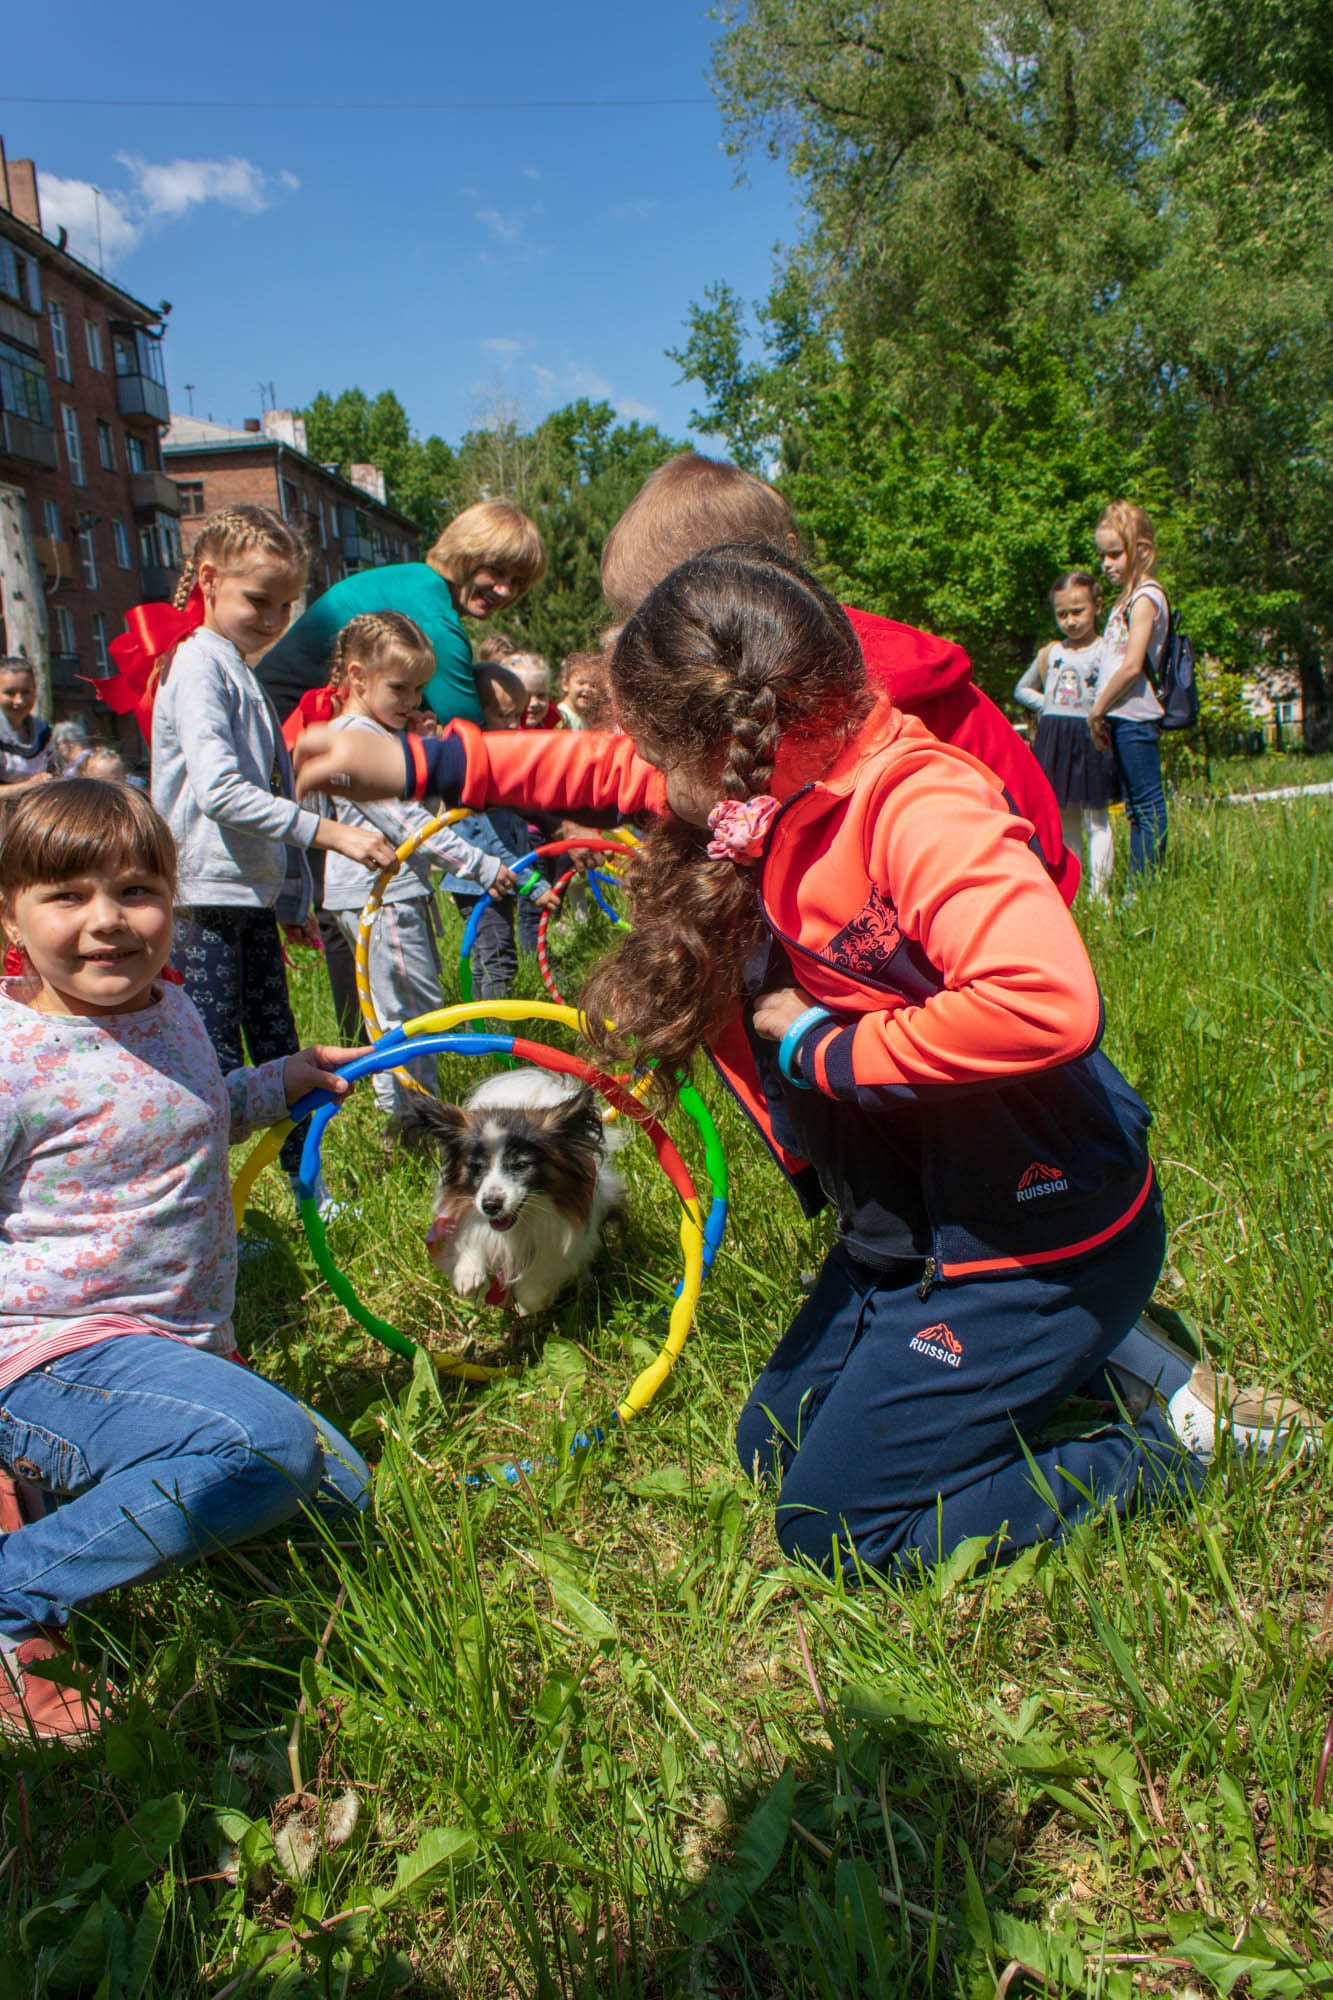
[1166,1367,1323,1463]
[288,1172,350,1224]
[1103,1313,1200,1418]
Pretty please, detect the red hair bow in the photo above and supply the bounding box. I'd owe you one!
[281,684,341,750]
[93,587,206,739]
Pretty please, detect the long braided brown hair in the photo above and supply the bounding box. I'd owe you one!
[173,504,307,609]
[327,611,434,710]
[579,544,871,1080]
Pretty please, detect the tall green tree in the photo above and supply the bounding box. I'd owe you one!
[300,389,458,544]
[691,0,1333,738]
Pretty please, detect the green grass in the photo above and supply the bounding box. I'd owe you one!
[4,771,1333,1998]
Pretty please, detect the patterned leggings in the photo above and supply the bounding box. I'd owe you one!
[172,906,303,1174]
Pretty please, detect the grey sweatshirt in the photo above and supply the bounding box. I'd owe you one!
[152,626,320,911]
[319,714,504,912]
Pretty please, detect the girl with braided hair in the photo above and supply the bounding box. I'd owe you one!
[292,545,1308,1581]
[316,612,537,1145]
[152,507,397,1204]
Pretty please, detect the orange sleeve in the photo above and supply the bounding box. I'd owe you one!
[455,722,669,818]
[800,753,1102,1097]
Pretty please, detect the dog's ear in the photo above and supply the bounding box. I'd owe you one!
[546,1084,604,1156]
[409,1096,471,1158]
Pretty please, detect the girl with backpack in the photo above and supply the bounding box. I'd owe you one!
[1088,503,1171,879]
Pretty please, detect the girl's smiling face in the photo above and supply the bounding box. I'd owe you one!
[4,866,174,1015]
[0,668,37,725]
[199,555,304,661]
[346,654,434,733]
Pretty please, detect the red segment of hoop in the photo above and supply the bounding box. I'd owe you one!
[507,1036,697,1208]
[537,867,578,1004]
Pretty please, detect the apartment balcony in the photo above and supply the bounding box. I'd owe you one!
[34,535,74,585]
[115,372,170,425]
[129,469,180,516]
[50,653,82,688]
[340,532,373,567]
[141,562,179,602]
[0,407,58,469]
[0,297,40,351]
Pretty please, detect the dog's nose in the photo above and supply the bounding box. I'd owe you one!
[480,1190,506,1217]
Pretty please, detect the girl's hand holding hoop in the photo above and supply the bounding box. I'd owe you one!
[282,1044,362,1107]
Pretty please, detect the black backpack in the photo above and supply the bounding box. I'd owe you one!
[1146,597,1198,731]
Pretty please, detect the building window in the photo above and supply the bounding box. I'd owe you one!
[54,605,77,657]
[97,420,116,472]
[177,480,205,517]
[124,431,146,474]
[90,612,110,674]
[42,498,61,542]
[0,336,53,426]
[0,241,40,312]
[48,301,71,381]
[112,518,132,568]
[78,522,100,590]
[85,319,105,370]
[62,406,85,484]
[112,332,136,376]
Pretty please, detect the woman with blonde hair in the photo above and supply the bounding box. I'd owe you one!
[258,499,546,730]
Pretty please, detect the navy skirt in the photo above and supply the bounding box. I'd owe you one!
[1033,714,1116,808]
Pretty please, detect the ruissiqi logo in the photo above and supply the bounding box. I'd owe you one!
[1016,1161,1069,1202]
[908,1321,964,1368]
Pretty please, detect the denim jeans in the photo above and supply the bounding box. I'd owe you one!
[735,1190,1200,1581]
[1109,719,1168,876]
[0,1335,370,1640]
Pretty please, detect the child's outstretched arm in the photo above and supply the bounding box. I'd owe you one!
[294,720,668,820]
[225,1045,361,1143]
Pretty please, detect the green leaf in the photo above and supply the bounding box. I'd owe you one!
[381,1827,478,1908]
[729,1766,796,1897]
[531,1555,618,1644]
[124,1880,171,2000]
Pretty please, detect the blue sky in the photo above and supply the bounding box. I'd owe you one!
[3,1,800,448]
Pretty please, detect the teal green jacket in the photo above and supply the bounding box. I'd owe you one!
[256,563,483,728]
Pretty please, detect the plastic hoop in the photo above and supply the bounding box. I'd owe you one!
[536,866,627,1007]
[231,999,729,1420]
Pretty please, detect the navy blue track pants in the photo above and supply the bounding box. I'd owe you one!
[736,1189,1198,1581]
[172,906,303,1174]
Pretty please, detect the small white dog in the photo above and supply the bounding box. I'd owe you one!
[419,1069,626,1315]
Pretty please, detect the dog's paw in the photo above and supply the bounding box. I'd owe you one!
[451,1254,489,1299]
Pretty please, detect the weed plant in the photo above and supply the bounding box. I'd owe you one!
[3,778,1332,1997]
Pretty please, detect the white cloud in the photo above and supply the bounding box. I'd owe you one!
[474,206,522,242]
[614,396,659,422]
[564,363,615,400]
[610,198,658,220]
[36,154,299,270]
[480,336,522,355]
[37,174,140,266]
[522,167,542,180]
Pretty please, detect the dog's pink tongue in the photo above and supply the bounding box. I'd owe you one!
[488,1214,516,1233]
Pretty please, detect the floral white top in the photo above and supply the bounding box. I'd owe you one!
[0,978,289,1392]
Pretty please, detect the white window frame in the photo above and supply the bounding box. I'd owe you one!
[85,319,104,370]
[55,605,77,656]
[62,405,85,484]
[124,431,146,474]
[48,300,71,381]
[42,497,61,542]
[97,420,117,473]
[91,612,110,674]
[112,518,132,568]
[78,522,99,590]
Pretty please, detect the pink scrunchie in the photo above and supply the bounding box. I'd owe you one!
[705,795,780,863]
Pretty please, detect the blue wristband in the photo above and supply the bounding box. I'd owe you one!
[777,1005,832,1089]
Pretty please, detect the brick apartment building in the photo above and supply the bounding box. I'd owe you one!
[0,139,179,760]
[165,409,419,596]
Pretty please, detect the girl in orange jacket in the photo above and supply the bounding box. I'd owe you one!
[296,546,1219,1579]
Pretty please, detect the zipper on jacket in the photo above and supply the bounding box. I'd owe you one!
[916,1256,937,1301]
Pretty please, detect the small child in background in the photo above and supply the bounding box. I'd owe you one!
[316,613,525,1146]
[557,650,613,731]
[151,505,397,1204]
[474,630,517,665]
[0,660,53,791]
[507,651,561,730]
[437,662,558,998]
[1013,571,1115,901]
[0,779,368,1742]
[83,746,128,784]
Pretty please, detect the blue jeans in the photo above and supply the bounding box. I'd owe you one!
[736,1192,1200,1580]
[1109,719,1167,876]
[0,1336,370,1640]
